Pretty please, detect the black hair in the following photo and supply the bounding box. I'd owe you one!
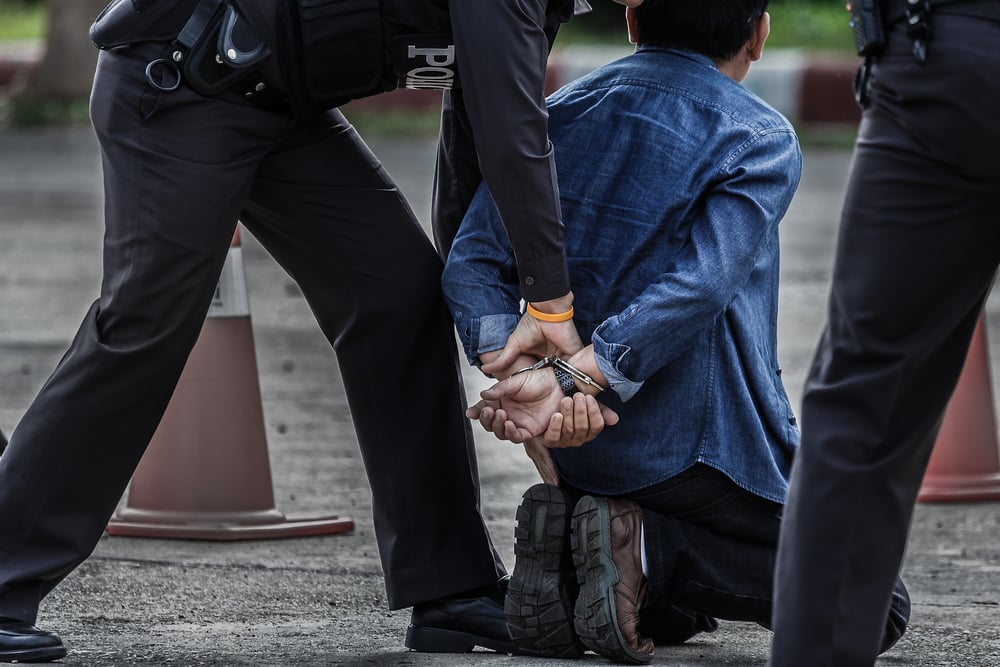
[634,0,770,61]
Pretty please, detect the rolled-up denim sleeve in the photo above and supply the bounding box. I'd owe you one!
[592,332,644,402]
[442,187,523,366]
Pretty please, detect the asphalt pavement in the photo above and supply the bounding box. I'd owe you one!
[0,120,999,666]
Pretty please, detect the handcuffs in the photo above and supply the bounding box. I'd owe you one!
[511,356,606,398]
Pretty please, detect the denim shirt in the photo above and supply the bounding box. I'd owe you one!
[443,47,802,503]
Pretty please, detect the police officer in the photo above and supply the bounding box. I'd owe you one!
[0,0,591,661]
[771,1,1000,665]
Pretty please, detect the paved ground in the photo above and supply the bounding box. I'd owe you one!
[1,125,999,666]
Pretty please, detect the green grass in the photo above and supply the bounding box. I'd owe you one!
[3,96,90,126]
[342,107,441,139]
[560,2,854,53]
[768,3,854,52]
[0,3,45,41]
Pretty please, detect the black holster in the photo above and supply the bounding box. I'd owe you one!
[91,0,273,99]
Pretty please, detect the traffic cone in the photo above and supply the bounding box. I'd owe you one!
[107,228,355,539]
[918,313,1000,502]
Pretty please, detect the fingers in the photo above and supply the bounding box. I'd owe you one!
[481,315,545,375]
[478,374,527,402]
[481,345,522,376]
[540,393,608,447]
[598,401,620,426]
[576,393,603,434]
[481,313,584,375]
[541,410,565,445]
[467,403,535,444]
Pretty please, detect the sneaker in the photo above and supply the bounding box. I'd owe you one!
[505,483,583,658]
[571,495,654,664]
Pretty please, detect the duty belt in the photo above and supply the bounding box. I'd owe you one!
[145,0,286,108]
[883,0,1000,62]
[884,0,1000,23]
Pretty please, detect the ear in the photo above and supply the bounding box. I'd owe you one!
[747,11,770,62]
[626,6,639,45]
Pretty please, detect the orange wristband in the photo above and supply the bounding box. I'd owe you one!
[526,303,574,323]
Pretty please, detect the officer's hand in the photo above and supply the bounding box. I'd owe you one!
[482,293,581,376]
[481,315,583,377]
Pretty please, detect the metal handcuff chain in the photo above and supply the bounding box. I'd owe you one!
[511,356,606,394]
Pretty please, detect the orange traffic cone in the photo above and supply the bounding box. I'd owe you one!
[918,313,1000,502]
[107,228,355,539]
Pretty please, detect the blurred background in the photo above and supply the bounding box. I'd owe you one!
[0,0,860,137]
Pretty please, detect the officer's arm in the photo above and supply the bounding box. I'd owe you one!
[448,0,570,306]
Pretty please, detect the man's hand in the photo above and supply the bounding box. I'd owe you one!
[539,393,617,448]
[466,369,565,443]
[467,371,619,445]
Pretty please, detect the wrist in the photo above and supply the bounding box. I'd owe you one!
[512,355,606,397]
[565,349,608,395]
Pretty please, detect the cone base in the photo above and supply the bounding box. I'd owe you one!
[917,473,1000,503]
[106,513,355,541]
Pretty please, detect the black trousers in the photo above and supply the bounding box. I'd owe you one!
[0,42,504,624]
[772,14,1000,667]
[561,466,778,640]
[612,465,782,629]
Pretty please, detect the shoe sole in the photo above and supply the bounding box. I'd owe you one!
[571,495,652,665]
[0,645,68,662]
[404,624,514,654]
[505,484,583,659]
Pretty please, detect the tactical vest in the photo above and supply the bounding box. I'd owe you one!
[279,0,575,112]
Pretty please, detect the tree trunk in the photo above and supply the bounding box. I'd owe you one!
[10,0,107,123]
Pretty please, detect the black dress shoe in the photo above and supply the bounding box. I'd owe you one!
[0,618,66,662]
[405,579,516,654]
[505,483,583,658]
[879,576,911,654]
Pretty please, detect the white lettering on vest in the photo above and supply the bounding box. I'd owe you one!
[405,45,456,89]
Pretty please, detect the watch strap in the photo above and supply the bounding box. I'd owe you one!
[553,365,578,398]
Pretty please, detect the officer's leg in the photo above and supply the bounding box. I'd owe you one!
[239,108,504,611]
[772,16,1000,665]
[0,42,284,626]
